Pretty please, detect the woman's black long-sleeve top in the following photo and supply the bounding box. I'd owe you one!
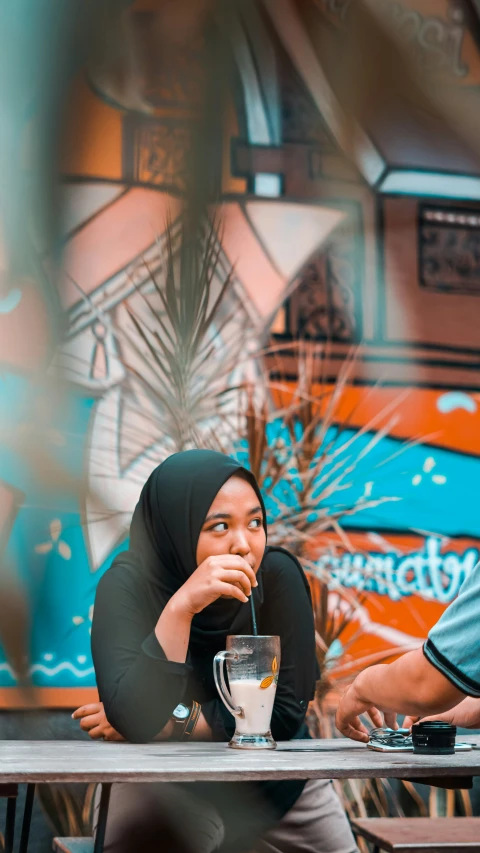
[91,547,318,848]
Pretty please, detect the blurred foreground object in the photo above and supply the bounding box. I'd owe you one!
[0,0,87,696]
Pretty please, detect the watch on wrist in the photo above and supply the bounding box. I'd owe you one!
[171,703,190,740]
[183,700,201,740]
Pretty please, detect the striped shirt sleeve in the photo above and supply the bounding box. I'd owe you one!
[423,562,480,698]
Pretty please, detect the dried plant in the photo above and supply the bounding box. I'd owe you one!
[110,210,254,457]
[306,569,473,828]
[227,338,462,824]
[307,571,423,711]
[236,341,403,555]
[37,783,96,838]
[230,341,415,694]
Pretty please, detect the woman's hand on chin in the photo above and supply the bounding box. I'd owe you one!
[72,702,125,741]
[156,555,258,664]
[173,554,258,617]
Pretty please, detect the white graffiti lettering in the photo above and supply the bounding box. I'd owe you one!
[319,537,479,603]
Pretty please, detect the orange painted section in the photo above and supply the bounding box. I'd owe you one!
[0,688,99,710]
[222,99,247,196]
[61,77,124,180]
[271,383,480,458]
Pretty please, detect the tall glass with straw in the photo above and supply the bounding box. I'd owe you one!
[213,614,280,750]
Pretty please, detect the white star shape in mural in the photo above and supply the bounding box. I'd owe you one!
[411,456,446,487]
[35,519,72,560]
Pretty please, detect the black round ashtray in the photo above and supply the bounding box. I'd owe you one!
[412,721,456,755]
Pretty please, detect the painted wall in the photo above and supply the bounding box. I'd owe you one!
[1,0,480,705]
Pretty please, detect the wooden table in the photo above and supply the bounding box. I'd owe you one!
[1,737,478,853]
[1,737,479,783]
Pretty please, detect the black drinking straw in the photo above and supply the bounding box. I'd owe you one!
[250,590,258,636]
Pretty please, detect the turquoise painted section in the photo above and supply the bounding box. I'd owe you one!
[0,374,128,686]
[1,381,479,687]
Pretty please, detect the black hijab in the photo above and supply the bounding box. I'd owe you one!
[128,449,311,649]
[129,450,267,643]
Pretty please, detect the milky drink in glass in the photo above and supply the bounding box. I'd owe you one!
[214,635,280,749]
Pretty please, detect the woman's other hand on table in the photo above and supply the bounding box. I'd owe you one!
[73,703,184,743]
[72,702,125,741]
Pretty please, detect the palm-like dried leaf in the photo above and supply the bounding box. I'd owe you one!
[111,211,254,455]
[234,340,428,730]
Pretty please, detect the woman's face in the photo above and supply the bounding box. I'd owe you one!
[196,475,266,572]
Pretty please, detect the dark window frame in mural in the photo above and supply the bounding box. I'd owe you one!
[419,204,480,296]
[279,46,336,149]
[123,115,193,193]
[272,220,362,344]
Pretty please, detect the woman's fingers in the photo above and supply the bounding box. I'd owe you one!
[218,568,253,596]
[79,712,103,731]
[72,703,103,720]
[104,727,125,742]
[87,725,105,740]
[75,706,124,741]
[182,553,260,615]
[217,580,249,603]
[214,556,258,588]
[73,703,113,739]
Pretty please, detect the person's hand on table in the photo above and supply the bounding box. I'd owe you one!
[336,681,397,743]
[72,702,202,743]
[337,651,468,742]
[404,696,480,731]
[72,702,125,741]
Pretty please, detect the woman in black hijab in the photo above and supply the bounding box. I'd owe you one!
[83,450,357,853]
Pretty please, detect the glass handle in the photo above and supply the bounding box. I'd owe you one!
[213,651,244,718]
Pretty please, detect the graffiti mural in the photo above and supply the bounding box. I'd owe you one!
[1,0,480,705]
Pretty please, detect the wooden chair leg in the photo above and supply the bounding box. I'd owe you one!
[19,783,35,853]
[93,783,111,853]
[5,795,16,853]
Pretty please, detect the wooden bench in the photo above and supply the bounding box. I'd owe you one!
[351,817,480,853]
[54,817,480,853]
